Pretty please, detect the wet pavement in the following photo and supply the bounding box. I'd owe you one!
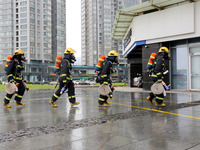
[0,87,200,149]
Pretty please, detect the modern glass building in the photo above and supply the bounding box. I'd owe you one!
[0,0,66,82]
[112,0,200,91]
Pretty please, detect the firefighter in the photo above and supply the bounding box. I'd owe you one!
[147,47,170,107]
[98,50,119,107]
[3,49,26,108]
[49,48,80,107]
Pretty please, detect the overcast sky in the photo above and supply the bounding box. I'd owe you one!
[66,0,81,59]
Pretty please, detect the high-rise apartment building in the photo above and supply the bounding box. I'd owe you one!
[52,0,66,57]
[81,0,148,66]
[81,0,147,66]
[0,0,66,81]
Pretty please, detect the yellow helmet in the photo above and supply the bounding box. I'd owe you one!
[64,48,76,54]
[158,47,170,54]
[14,49,25,55]
[108,50,118,57]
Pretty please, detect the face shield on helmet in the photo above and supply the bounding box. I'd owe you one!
[113,56,119,64]
[107,56,119,64]
[20,54,26,61]
[163,53,170,60]
[70,54,76,63]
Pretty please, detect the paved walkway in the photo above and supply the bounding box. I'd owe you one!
[0,87,200,150]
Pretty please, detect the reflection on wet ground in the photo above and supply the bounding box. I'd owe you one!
[0,88,200,149]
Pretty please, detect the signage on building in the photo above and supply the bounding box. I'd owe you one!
[124,28,132,49]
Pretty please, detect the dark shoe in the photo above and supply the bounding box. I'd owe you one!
[147,96,153,105]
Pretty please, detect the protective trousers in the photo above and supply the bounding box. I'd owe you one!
[149,76,164,104]
[52,80,76,103]
[98,81,114,105]
[149,92,164,104]
[4,82,25,104]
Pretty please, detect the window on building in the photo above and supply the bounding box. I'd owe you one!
[21,42,27,46]
[21,30,27,35]
[21,25,27,29]
[20,13,27,18]
[20,7,27,12]
[20,36,27,41]
[30,7,35,12]
[20,1,27,6]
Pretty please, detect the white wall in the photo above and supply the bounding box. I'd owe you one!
[147,1,200,44]
[134,3,194,41]
[124,1,200,54]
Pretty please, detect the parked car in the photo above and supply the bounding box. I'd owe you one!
[85,80,96,85]
[79,82,90,85]
[49,81,58,85]
[2,81,8,85]
[73,80,80,85]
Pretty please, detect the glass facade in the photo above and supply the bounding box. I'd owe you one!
[171,47,188,89]
[190,47,200,89]
[170,38,200,90]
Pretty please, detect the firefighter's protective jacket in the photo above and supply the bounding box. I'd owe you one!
[7,59,24,83]
[153,54,166,82]
[101,58,114,84]
[59,58,72,83]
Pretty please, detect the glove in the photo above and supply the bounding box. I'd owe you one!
[23,80,29,84]
[96,76,101,83]
[110,85,115,91]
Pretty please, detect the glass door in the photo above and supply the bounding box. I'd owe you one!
[189,47,200,90]
[171,47,188,89]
